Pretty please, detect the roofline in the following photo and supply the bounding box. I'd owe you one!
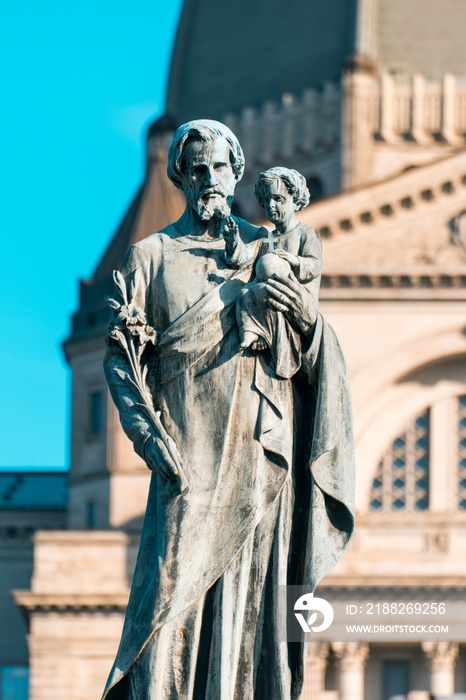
[165,0,197,121]
[311,150,466,209]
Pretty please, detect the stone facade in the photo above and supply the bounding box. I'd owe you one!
[15,532,129,700]
[377,0,466,77]
[226,70,466,219]
[7,0,466,698]
[0,473,67,698]
[165,0,356,121]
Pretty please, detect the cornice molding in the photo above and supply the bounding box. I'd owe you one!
[302,151,466,239]
[320,270,466,299]
[13,591,129,614]
[317,585,466,599]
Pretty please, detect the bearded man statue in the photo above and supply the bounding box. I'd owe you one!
[102,119,355,700]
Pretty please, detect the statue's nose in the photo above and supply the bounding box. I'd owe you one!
[205,166,218,186]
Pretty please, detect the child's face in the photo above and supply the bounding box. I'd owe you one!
[263,180,296,225]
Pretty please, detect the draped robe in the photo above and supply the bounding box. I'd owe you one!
[102,218,355,700]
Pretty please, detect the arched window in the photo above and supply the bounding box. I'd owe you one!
[458,396,466,510]
[370,409,430,512]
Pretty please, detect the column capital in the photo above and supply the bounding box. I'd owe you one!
[422,642,459,697]
[303,642,330,697]
[332,642,370,669]
[333,642,369,700]
[421,641,459,669]
[307,641,330,662]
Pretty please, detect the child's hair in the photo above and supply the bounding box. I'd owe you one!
[254,167,310,211]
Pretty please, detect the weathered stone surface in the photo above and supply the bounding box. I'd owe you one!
[102,120,355,699]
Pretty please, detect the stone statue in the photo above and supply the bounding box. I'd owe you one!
[235,166,323,379]
[102,119,355,700]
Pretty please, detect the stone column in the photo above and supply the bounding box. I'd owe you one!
[411,74,428,144]
[240,106,256,164]
[302,88,319,155]
[442,73,460,144]
[379,72,396,143]
[429,398,455,513]
[302,642,329,698]
[261,101,277,165]
[280,93,296,161]
[422,641,459,697]
[332,642,369,700]
[340,55,377,191]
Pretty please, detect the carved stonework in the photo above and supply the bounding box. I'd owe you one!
[320,270,466,299]
[421,641,459,670]
[304,643,330,697]
[332,642,370,670]
[422,642,459,697]
[332,643,370,700]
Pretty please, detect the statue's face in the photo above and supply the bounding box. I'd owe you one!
[181,137,236,221]
[262,179,296,226]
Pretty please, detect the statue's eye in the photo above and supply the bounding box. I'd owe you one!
[190,165,205,176]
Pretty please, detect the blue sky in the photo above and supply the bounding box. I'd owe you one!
[0,0,184,468]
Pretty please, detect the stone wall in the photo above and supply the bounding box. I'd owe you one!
[166,0,356,123]
[377,0,466,78]
[15,531,130,700]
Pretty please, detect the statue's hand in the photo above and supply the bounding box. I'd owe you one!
[265,271,317,337]
[221,216,240,247]
[274,249,299,271]
[144,434,181,485]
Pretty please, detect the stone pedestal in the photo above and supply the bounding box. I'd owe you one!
[421,641,459,698]
[332,642,369,700]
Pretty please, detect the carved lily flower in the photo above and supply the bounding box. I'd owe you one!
[117,302,147,328]
[106,327,127,348]
[130,325,157,346]
[105,295,157,349]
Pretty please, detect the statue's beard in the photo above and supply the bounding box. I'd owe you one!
[189,188,233,221]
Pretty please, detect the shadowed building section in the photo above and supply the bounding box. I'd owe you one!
[166,0,359,122]
[0,472,68,510]
[0,470,67,700]
[377,0,466,76]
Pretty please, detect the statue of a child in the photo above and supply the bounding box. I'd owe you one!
[233,167,323,378]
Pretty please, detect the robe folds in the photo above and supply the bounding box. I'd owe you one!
[102,218,355,700]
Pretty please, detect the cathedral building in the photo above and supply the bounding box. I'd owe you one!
[5,0,466,698]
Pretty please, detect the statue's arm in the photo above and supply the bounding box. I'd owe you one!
[223,216,263,268]
[296,228,323,281]
[275,227,323,281]
[103,243,180,482]
[104,245,153,455]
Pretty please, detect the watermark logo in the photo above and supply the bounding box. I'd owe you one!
[294,592,334,633]
[282,587,455,641]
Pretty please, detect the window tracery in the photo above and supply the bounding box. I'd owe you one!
[457,396,466,510]
[370,409,430,512]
